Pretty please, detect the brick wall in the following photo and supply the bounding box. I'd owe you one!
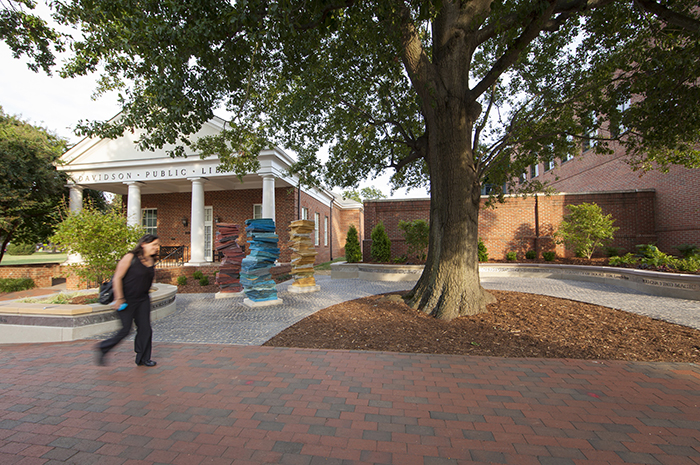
[332,205,363,258]
[363,190,658,260]
[531,143,699,252]
[0,265,60,288]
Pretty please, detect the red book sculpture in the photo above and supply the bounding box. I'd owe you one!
[215,223,245,293]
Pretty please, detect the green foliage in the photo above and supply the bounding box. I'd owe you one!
[542,251,556,261]
[525,250,536,260]
[608,253,639,267]
[0,108,68,264]
[555,203,618,259]
[370,222,391,263]
[605,246,621,257]
[6,242,35,255]
[676,256,700,273]
[506,252,517,261]
[674,244,699,258]
[636,244,677,268]
[0,277,35,293]
[50,200,144,285]
[192,270,204,280]
[342,187,386,203]
[478,238,488,262]
[393,255,407,263]
[398,219,429,261]
[198,275,209,286]
[344,225,362,263]
[177,276,187,286]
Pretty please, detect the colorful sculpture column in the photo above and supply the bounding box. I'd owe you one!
[240,218,283,307]
[214,223,245,298]
[288,219,320,293]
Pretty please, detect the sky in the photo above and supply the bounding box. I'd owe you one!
[0,40,429,200]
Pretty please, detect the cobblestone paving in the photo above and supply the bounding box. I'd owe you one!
[121,275,700,346]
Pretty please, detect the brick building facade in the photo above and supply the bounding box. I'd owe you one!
[524,143,699,253]
[363,190,657,261]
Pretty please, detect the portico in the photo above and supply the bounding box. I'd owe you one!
[58,116,338,266]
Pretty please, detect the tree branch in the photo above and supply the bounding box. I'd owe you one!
[633,0,700,35]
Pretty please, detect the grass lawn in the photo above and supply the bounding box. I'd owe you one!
[0,253,68,266]
[314,256,346,271]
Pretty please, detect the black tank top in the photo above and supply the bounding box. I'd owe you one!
[123,254,155,302]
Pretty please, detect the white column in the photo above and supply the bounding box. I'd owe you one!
[64,183,85,264]
[125,181,143,227]
[67,183,84,214]
[187,177,207,265]
[262,175,276,222]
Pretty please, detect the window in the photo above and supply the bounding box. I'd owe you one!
[314,213,320,246]
[253,204,262,219]
[519,171,527,183]
[582,111,598,152]
[301,207,308,220]
[142,209,157,235]
[612,99,631,137]
[545,159,556,171]
[530,164,539,178]
[324,216,329,247]
[204,206,213,262]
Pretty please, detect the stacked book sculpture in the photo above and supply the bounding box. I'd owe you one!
[241,218,283,307]
[214,223,245,297]
[288,219,320,293]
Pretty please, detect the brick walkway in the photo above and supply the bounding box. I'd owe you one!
[1,341,699,465]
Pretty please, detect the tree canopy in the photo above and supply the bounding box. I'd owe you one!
[0,107,68,263]
[6,0,699,319]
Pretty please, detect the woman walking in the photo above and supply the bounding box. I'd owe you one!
[96,234,160,367]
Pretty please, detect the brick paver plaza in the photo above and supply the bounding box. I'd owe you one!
[1,275,699,464]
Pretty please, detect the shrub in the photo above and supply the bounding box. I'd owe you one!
[554,202,618,259]
[370,222,391,262]
[676,256,700,273]
[506,251,517,261]
[50,199,144,285]
[398,219,429,261]
[608,253,639,267]
[0,278,35,293]
[478,238,488,262]
[605,246,621,257]
[6,243,36,255]
[198,276,209,286]
[193,270,204,280]
[344,225,362,263]
[674,244,699,258]
[177,276,188,286]
[542,251,556,261]
[393,255,407,263]
[635,244,677,268]
[525,250,536,259]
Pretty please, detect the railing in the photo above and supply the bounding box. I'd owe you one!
[157,246,189,268]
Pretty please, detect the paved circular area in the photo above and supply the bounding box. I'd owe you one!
[109,275,700,346]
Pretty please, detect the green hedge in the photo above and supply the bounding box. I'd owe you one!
[6,243,36,255]
[0,278,36,293]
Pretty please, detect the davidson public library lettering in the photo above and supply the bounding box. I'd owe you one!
[74,166,218,183]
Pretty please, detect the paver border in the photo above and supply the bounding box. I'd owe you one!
[331,261,700,300]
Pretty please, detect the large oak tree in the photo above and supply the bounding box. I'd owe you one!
[14,0,698,319]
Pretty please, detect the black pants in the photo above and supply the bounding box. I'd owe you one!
[98,299,153,364]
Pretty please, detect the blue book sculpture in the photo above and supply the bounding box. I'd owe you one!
[241,218,280,302]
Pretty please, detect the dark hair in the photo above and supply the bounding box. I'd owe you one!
[130,234,160,258]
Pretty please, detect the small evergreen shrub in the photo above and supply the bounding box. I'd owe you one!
[525,250,536,259]
[6,243,36,255]
[193,270,204,280]
[506,251,517,261]
[370,222,391,262]
[0,278,36,293]
[177,276,188,286]
[542,251,556,261]
[676,256,700,273]
[393,255,407,263]
[198,275,209,286]
[344,225,362,263]
[478,238,488,262]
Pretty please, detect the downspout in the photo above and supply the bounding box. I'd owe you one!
[534,195,540,255]
[330,200,333,260]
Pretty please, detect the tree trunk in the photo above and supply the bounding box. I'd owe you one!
[404,103,495,320]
